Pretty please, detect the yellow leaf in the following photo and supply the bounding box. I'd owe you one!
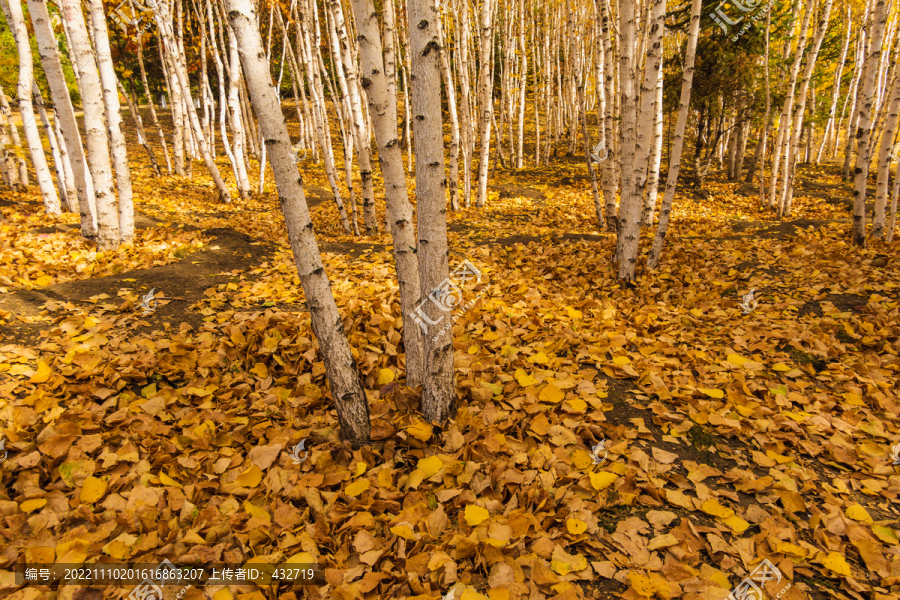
[514,368,536,387]
[563,398,587,413]
[842,392,865,406]
[377,468,393,488]
[612,356,631,365]
[572,450,593,470]
[647,533,680,551]
[80,477,107,503]
[726,354,750,366]
[20,498,47,513]
[35,275,53,287]
[243,501,270,520]
[102,541,132,560]
[464,505,490,526]
[249,362,269,378]
[528,351,549,364]
[417,455,443,478]
[627,572,655,596]
[377,368,394,385]
[390,522,419,540]
[700,499,734,519]
[345,478,370,497]
[539,382,565,403]
[589,472,618,490]
[159,472,181,488]
[822,552,852,577]
[30,361,51,383]
[775,541,806,557]
[846,504,873,524]
[772,362,791,372]
[212,589,235,600]
[407,421,433,441]
[722,515,750,533]
[699,388,724,399]
[566,518,587,534]
[873,525,898,545]
[236,465,263,488]
[566,306,583,319]
[551,548,588,575]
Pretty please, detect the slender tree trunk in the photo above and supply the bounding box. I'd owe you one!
[59,0,119,248]
[349,0,424,387]
[614,0,639,280]
[27,0,96,234]
[647,0,702,270]
[407,0,454,422]
[153,0,231,201]
[597,0,617,229]
[117,78,161,177]
[870,56,900,239]
[843,6,869,179]
[475,0,493,208]
[0,85,28,185]
[86,0,134,242]
[853,0,888,246]
[436,9,460,211]
[1,0,60,214]
[817,6,852,164]
[780,0,834,217]
[31,81,68,210]
[457,0,474,207]
[137,38,173,176]
[227,0,370,442]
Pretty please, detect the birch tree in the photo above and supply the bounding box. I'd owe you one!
[1,0,60,215]
[852,0,888,246]
[647,0,702,270]
[226,0,371,442]
[407,0,454,421]
[475,0,493,208]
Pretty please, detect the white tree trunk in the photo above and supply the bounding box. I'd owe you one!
[475,0,494,208]
[633,0,665,229]
[152,0,231,201]
[86,0,134,242]
[32,81,69,210]
[779,0,834,217]
[349,0,424,387]
[614,0,640,280]
[436,8,461,211]
[27,0,96,233]
[647,0,702,270]
[137,37,173,176]
[816,6,852,164]
[852,0,888,246]
[0,84,28,186]
[644,58,664,222]
[227,0,371,442]
[871,61,900,239]
[407,0,454,422]
[1,0,60,215]
[225,24,252,198]
[59,0,120,249]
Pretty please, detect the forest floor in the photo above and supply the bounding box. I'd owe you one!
[0,112,899,600]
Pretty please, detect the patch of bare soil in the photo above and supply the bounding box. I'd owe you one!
[796,292,869,318]
[720,218,833,241]
[0,228,275,339]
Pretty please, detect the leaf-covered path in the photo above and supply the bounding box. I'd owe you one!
[1,154,899,600]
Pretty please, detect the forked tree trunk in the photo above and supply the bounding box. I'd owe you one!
[647,0,702,270]
[27,0,96,234]
[348,0,424,387]
[227,0,370,442]
[852,0,888,246]
[59,0,120,248]
[407,0,454,422]
[1,0,60,215]
[86,0,134,242]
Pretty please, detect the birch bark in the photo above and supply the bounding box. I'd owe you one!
[852,0,887,246]
[646,0,702,270]
[475,0,493,208]
[407,0,454,421]
[870,58,900,239]
[227,0,370,442]
[1,0,60,214]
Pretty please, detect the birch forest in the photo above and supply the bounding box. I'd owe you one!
[1,0,900,596]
